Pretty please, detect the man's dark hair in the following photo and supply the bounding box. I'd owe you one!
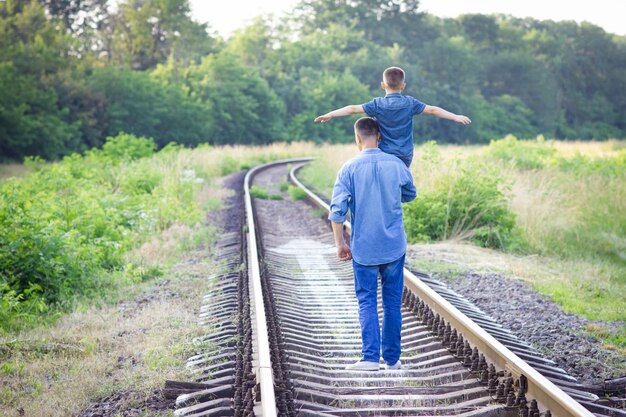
[354,117,379,139]
[383,67,405,89]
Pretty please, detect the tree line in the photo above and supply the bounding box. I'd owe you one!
[1,0,625,161]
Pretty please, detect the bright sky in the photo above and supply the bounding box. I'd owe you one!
[191,0,625,38]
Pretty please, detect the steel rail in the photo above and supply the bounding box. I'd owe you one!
[288,161,595,417]
[243,158,313,416]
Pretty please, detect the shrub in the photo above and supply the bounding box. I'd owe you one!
[0,133,205,331]
[486,135,556,169]
[100,133,156,162]
[404,159,517,249]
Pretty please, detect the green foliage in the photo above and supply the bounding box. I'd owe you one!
[288,69,371,142]
[404,143,517,249]
[100,133,156,162]
[88,68,211,148]
[249,186,269,199]
[186,51,286,144]
[556,149,626,177]
[108,0,215,70]
[2,0,626,161]
[0,62,80,160]
[0,133,205,332]
[288,186,308,201]
[486,135,557,169]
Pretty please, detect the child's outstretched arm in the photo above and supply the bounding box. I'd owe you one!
[423,105,471,125]
[314,105,364,123]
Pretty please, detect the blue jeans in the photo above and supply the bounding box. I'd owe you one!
[352,254,405,365]
[396,154,413,168]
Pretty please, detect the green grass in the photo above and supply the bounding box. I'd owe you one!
[249,185,269,199]
[288,185,307,201]
[408,258,467,280]
[585,324,626,352]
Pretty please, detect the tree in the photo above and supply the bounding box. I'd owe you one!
[106,0,215,70]
[39,0,109,36]
[0,1,82,160]
[0,63,80,160]
[88,67,211,147]
[288,69,371,142]
[186,51,286,144]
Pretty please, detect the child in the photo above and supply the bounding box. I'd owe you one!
[314,66,471,167]
[329,116,417,371]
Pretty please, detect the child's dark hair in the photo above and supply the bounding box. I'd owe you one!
[354,117,379,139]
[383,67,405,89]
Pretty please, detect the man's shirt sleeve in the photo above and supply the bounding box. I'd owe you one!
[400,167,417,203]
[362,99,378,117]
[329,169,351,223]
[410,97,426,115]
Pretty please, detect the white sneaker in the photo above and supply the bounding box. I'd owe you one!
[345,360,380,371]
[385,360,402,370]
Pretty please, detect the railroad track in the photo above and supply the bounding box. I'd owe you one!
[170,159,624,417]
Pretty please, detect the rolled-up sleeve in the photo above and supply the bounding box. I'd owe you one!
[329,169,351,222]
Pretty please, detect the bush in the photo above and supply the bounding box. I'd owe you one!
[404,159,517,249]
[100,133,156,162]
[486,135,557,169]
[0,133,205,331]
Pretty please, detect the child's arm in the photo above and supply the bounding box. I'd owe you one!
[423,105,471,125]
[314,105,364,123]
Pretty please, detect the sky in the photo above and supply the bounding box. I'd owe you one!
[190,0,626,39]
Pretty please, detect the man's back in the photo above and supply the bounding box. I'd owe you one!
[362,93,425,159]
[329,148,416,266]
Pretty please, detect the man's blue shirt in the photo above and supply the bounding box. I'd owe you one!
[329,148,417,266]
[362,93,426,159]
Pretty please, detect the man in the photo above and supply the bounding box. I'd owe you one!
[329,116,417,371]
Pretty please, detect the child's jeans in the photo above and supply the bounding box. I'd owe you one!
[352,254,405,365]
[396,153,413,167]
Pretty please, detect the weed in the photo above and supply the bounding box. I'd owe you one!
[288,186,307,201]
[249,185,269,199]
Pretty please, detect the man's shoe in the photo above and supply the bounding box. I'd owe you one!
[345,360,379,371]
[385,360,401,370]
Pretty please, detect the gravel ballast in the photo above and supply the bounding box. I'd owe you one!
[422,270,625,386]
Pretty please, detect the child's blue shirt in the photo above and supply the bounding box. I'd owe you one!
[362,93,426,161]
[328,148,417,266]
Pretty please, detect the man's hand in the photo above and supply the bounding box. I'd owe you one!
[454,115,472,125]
[314,114,333,123]
[336,242,352,261]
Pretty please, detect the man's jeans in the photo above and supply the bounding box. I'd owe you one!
[352,254,405,365]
